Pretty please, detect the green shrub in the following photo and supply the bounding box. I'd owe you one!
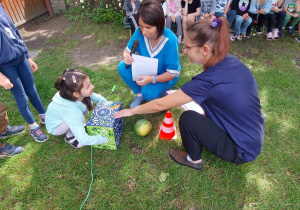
[64,2,125,24]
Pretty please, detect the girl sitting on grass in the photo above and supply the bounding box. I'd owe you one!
[45,69,108,149]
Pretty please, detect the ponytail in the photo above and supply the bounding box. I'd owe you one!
[186,17,230,69]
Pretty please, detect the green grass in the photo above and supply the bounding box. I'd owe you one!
[0,19,299,209]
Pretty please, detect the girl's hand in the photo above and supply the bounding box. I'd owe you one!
[28,58,38,72]
[293,13,299,18]
[172,16,176,23]
[123,50,134,65]
[136,76,154,86]
[114,109,135,118]
[0,73,13,89]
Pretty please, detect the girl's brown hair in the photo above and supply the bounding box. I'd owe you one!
[54,69,93,111]
[186,17,230,69]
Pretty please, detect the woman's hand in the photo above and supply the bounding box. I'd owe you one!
[172,16,176,23]
[123,50,134,65]
[136,76,154,86]
[28,58,38,72]
[0,73,13,89]
[115,109,135,118]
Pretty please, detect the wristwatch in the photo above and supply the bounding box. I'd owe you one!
[152,76,157,84]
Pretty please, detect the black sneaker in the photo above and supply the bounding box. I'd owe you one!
[256,26,262,35]
[279,28,285,37]
[289,27,296,36]
[64,135,84,149]
[0,142,24,157]
[0,125,26,139]
[30,126,48,142]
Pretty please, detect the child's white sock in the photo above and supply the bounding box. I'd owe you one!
[29,123,39,130]
[39,113,45,119]
[187,155,202,164]
[136,93,142,97]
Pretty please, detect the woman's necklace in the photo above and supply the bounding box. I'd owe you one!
[150,36,163,48]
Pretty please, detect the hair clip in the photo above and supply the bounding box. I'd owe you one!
[62,77,66,80]
[72,75,76,83]
[210,18,222,28]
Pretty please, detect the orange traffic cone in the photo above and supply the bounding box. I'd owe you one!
[159,111,176,140]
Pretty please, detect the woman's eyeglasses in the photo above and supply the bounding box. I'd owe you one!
[183,44,202,50]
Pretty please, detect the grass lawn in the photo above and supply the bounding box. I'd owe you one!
[0,18,299,209]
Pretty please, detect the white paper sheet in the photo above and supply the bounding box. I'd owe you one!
[132,54,158,81]
[167,90,205,115]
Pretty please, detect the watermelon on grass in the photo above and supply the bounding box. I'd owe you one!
[135,119,152,136]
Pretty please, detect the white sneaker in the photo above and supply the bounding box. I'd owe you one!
[230,33,236,41]
[267,32,273,40]
[273,29,279,39]
[236,34,243,40]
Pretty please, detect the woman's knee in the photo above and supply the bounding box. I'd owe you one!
[118,61,127,75]
[142,88,161,101]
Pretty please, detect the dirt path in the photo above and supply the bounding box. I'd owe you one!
[21,15,127,69]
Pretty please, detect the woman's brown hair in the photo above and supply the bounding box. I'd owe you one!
[137,0,165,39]
[186,17,230,69]
[54,69,93,111]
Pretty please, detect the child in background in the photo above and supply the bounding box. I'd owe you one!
[230,0,253,41]
[45,69,108,149]
[122,0,141,35]
[0,5,48,142]
[266,0,286,39]
[165,0,183,43]
[181,0,201,42]
[215,0,237,27]
[281,0,300,40]
[246,0,272,38]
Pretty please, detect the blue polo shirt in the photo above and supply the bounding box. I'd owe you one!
[181,54,265,162]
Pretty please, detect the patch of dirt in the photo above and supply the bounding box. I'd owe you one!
[70,38,127,69]
[21,15,127,68]
[22,15,72,51]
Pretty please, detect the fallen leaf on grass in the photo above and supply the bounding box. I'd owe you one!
[159,172,169,182]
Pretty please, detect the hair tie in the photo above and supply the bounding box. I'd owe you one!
[72,75,76,83]
[210,18,222,28]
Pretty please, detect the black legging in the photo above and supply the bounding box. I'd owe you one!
[179,110,245,164]
[267,11,286,32]
[246,13,270,36]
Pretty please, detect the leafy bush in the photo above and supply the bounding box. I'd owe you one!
[64,1,125,24]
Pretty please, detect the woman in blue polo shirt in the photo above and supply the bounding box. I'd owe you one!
[115,17,264,170]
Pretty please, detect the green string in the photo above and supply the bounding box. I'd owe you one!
[80,85,116,209]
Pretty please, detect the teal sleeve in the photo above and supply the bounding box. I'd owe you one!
[63,113,108,145]
[91,92,107,103]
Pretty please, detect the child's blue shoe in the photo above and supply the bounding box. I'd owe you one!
[130,95,144,109]
[30,126,48,142]
[0,142,24,157]
[0,125,26,139]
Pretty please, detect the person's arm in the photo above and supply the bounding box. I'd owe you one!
[64,113,108,145]
[283,6,298,16]
[136,72,175,86]
[115,89,193,118]
[0,72,13,89]
[27,58,38,72]
[90,92,107,103]
[296,0,300,12]
[224,1,232,15]
[182,0,188,16]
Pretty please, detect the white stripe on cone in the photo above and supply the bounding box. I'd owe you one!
[161,125,175,133]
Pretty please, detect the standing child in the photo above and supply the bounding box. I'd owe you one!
[45,69,108,149]
[0,5,48,142]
